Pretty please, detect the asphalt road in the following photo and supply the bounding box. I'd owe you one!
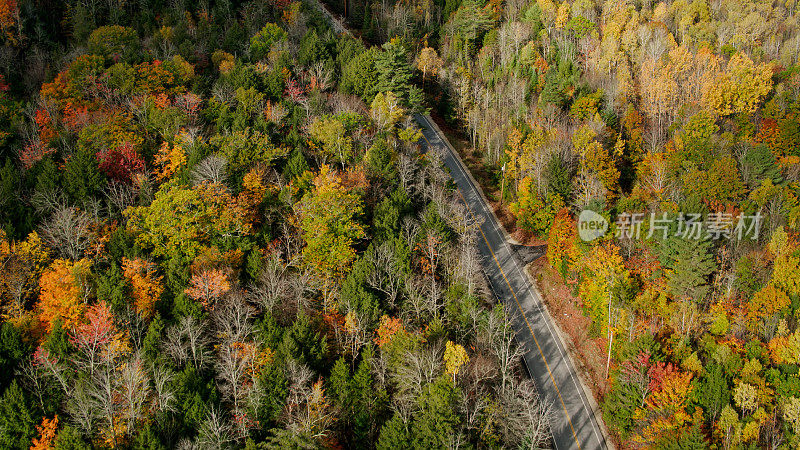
[304,1,609,447]
[415,113,608,450]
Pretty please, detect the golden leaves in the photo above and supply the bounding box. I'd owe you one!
[122,257,163,319]
[153,140,186,181]
[702,53,773,117]
[37,259,92,335]
[444,340,469,379]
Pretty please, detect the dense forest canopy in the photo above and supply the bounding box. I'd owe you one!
[0,0,551,448]
[327,0,800,448]
[329,0,800,447]
[3,0,800,448]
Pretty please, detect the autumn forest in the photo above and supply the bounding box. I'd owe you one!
[0,0,800,448]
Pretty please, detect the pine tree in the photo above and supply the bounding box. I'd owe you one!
[0,381,36,449]
[376,40,415,108]
[410,376,460,449]
[659,235,717,302]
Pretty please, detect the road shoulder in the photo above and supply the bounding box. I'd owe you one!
[421,112,616,450]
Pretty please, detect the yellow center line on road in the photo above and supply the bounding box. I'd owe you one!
[419,128,583,449]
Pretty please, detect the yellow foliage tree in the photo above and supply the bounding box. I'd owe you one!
[416,47,443,83]
[154,139,187,180]
[580,242,630,377]
[702,53,772,117]
[0,231,49,321]
[444,340,469,383]
[746,284,790,337]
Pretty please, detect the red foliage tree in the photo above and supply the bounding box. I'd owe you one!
[71,300,117,352]
[96,141,146,183]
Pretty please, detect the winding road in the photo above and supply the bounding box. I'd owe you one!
[415,114,608,449]
[307,1,610,447]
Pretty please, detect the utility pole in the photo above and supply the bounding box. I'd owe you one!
[500,163,506,204]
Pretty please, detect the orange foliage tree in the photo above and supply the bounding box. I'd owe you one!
[37,259,92,334]
[546,208,579,278]
[0,0,20,43]
[122,257,164,319]
[185,268,231,310]
[71,301,128,364]
[632,364,695,446]
[374,315,404,347]
[30,415,58,450]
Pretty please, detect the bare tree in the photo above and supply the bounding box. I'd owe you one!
[212,292,255,344]
[285,359,314,420]
[119,355,152,436]
[365,243,405,311]
[151,363,177,414]
[397,153,418,192]
[500,380,552,449]
[196,408,235,449]
[191,155,228,186]
[483,306,526,395]
[39,205,93,260]
[165,316,211,370]
[29,187,67,217]
[66,384,95,435]
[401,216,420,247]
[249,255,290,312]
[307,61,333,92]
[403,274,441,325]
[103,180,136,217]
[393,343,443,402]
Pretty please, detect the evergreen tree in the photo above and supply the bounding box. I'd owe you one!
[744,144,783,187]
[375,40,415,108]
[410,377,460,449]
[376,414,409,450]
[63,147,106,204]
[659,234,717,302]
[0,381,36,449]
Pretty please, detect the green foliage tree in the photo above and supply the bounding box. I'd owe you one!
[448,0,494,60]
[509,176,564,235]
[365,136,397,181]
[88,25,140,63]
[659,235,717,302]
[309,117,352,168]
[0,323,27,391]
[250,23,287,61]
[341,48,381,102]
[0,381,36,449]
[278,313,328,372]
[375,40,421,110]
[743,144,783,187]
[125,182,251,264]
[410,376,460,449]
[296,165,365,283]
[373,187,411,242]
[545,153,572,201]
[53,425,91,450]
[63,147,106,204]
